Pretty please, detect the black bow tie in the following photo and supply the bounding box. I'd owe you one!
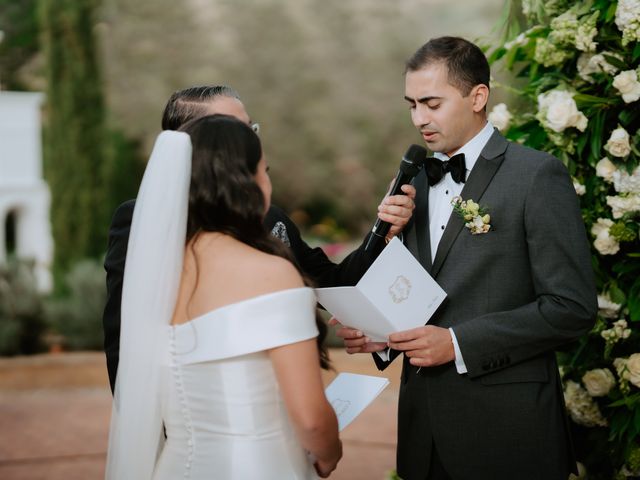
[426,153,466,186]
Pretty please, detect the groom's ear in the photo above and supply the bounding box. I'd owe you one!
[470,84,489,113]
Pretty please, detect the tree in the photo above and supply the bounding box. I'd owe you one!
[0,0,39,90]
[39,0,108,273]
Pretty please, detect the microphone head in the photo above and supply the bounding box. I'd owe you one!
[400,144,427,175]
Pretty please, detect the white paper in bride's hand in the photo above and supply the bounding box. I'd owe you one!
[316,237,446,341]
[325,373,389,431]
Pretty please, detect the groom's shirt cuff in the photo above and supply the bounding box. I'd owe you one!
[449,328,467,374]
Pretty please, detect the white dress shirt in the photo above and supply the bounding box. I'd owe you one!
[429,121,495,374]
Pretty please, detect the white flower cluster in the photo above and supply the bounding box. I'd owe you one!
[572,178,586,196]
[451,197,491,235]
[591,218,619,255]
[615,0,640,45]
[488,103,512,131]
[582,368,616,397]
[548,9,598,52]
[601,319,632,344]
[614,353,640,388]
[606,193,640,219]
[550,10,579,45]
[563,380,608,427]
[597,158,640,191]
[577,52,621,82]
[575,12,599,52]
[613,165,640,193]
[522,0,565,22]
[595,156,640,219]
[597,293,622,319]
[537,89,588,133]
[534,37,571,67]
[613,69,640,103]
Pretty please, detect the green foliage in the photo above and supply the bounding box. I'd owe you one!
[102,128,145,220]
[39,0,109,274]
[0,260,47,356]
[489,0,640,477]
[0,0,39,89]
[45,258,106,350]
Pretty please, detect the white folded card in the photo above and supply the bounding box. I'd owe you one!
[316,237,446,341]
[325,372,390,431]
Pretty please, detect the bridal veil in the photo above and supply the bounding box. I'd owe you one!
[105,131,192,479]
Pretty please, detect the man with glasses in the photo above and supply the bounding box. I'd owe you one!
[103,84,416,392]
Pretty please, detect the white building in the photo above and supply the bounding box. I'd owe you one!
[0,91,53,292]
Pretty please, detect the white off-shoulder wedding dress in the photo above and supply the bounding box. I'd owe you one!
[152,287,320,480]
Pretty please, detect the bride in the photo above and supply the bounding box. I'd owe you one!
[105,114,342,479]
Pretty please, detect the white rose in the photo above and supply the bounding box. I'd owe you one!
[488,103,512,131]
[563,380,608,427]
[613,70,640,103]
[594,231,620,255]
[595,157,617,182]
[537,90,588,132]
[605,126,632,158]
[582,368,616,397]
[625,353,640,388]
[591,217,614,237]
[598,293,622,318]
[573,179,586,196]
[613,165,640,193]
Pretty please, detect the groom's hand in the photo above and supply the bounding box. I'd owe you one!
[378,183,416,239]
[388,325,455,367]
[328,318,387,354]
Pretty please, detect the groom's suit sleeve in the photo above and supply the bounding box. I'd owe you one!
[102,199,135,393]
[453,152,597,379]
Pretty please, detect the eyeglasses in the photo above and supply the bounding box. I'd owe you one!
[251,122,260,134]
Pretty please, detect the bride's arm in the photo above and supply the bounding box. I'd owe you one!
[269,339,342,477]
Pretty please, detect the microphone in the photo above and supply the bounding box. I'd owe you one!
[364,144,427,252]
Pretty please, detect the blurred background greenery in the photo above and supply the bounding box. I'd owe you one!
[0,0,505,353]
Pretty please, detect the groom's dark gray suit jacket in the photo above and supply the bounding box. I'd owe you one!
[374,130,597,480]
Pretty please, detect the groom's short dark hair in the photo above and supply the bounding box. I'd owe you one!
[405,36,490,96]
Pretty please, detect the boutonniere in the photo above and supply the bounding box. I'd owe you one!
[451,196,491,234]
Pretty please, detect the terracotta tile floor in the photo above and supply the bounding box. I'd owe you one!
[0,349,402,480]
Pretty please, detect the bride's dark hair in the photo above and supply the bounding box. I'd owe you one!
[179,114,330,369]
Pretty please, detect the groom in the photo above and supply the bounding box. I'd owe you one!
[333,37,597,479]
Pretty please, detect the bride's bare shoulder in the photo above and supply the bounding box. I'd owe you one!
[196,234,304,292]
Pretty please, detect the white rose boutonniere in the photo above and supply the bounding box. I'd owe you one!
[451,196,491,234]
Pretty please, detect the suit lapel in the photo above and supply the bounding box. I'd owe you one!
[412,170,433,272]
[430,130,507,277]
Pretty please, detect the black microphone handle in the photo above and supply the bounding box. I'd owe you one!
[364,170,414,251]
[364,144,426,253]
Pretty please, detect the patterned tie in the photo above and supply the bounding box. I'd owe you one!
[425,153,466,186]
